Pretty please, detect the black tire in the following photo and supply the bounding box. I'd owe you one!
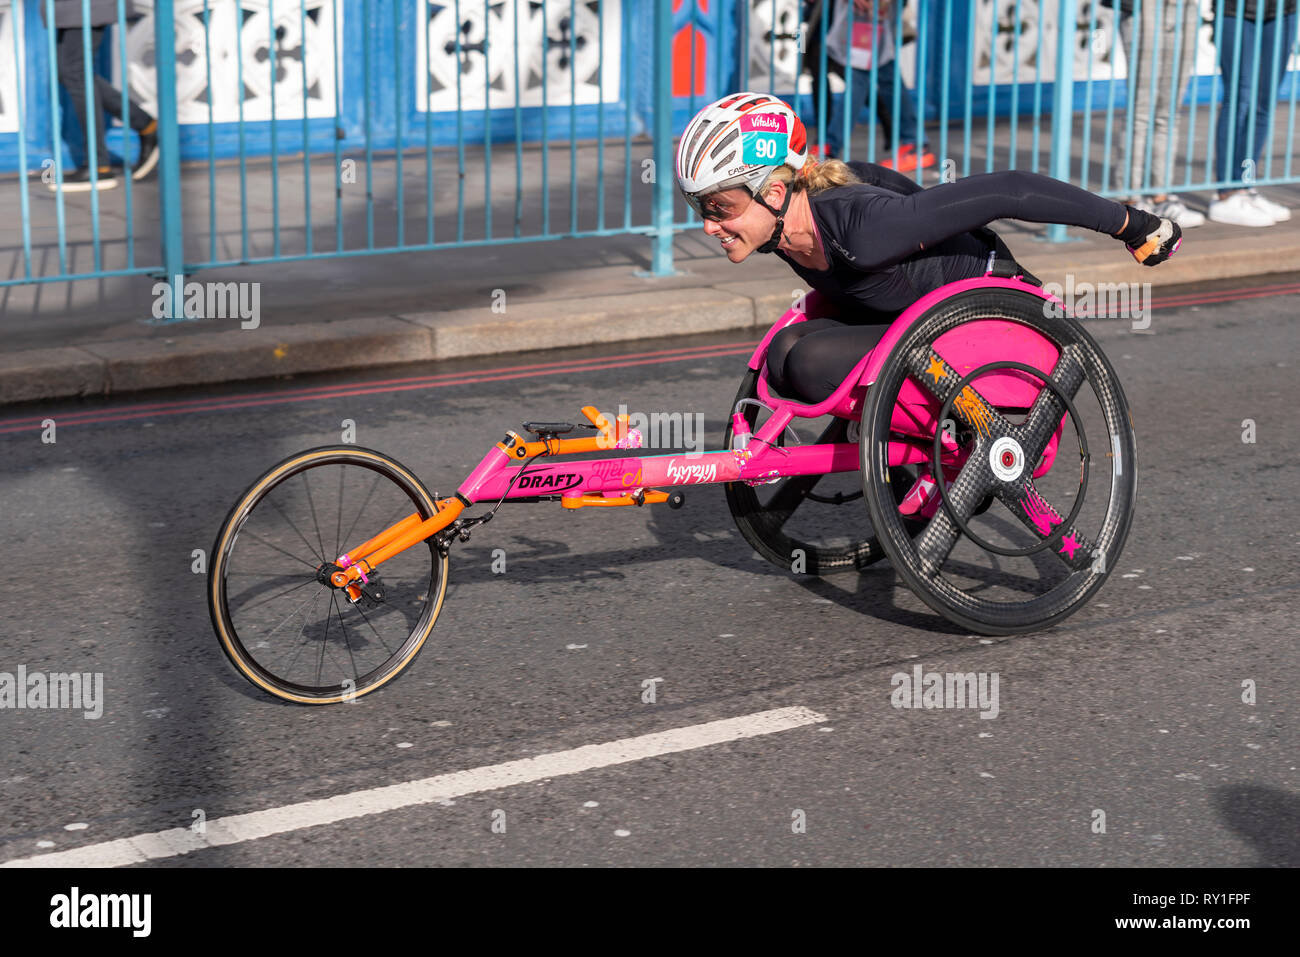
[722,368,891,574]
[209,446,449,704]
[861,287,1137,634]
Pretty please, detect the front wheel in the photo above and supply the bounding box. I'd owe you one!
[209,446,449,704]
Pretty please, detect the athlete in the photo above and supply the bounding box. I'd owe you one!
[675,91,1181,516]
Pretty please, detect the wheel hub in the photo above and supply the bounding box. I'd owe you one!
[989,436,1025,482]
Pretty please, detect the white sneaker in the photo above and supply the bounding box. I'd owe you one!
[1207,192,1276,227]
[1152,195,1205,228]
[1246,189,1292,222]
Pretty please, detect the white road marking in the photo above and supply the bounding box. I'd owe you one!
[2,706,826,868]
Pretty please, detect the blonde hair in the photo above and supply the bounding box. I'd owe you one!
[761,158,860,199]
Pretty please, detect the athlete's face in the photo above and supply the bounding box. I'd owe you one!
[697,185,782,262]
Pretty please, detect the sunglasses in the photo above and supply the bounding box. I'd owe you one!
[684,189,754,222]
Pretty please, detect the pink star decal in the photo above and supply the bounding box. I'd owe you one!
[1059,534,1080,560]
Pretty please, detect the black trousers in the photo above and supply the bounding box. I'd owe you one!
[766,316,894,403]
[57,26,152,166]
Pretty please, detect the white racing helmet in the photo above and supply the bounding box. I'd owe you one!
[675,92,810,252]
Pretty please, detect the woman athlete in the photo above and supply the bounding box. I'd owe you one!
[674,92,1182,406]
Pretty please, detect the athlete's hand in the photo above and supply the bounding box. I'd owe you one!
[1115,206,1181,266]
[1126,217,1182,266]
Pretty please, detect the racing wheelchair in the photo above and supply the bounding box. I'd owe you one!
[209,274,1136,703]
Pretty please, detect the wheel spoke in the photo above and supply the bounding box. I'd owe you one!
[301,472,329,569]
[332,592,361,679]
[905,347,1014,442]
[914,509,961,576]
[316,590,333,687]
[250,589,325,649]
[340,470,385,558]
[351,596,398,658]
[235,575,320,616]
[334,464,346,561]
[275,589,328,677]
[995,479,1096,571]
[239,528,321,572]
[916,451,997,575]
[265,493,326,566]
[1017,345,1087,462]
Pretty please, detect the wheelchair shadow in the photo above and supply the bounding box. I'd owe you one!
[447,480,1071,639]
[1211,784,1300,867]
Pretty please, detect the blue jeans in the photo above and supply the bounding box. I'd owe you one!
[1214,12,1298,186]
[826,59,925,158]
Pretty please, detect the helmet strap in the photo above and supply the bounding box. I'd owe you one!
[753,183,794,255]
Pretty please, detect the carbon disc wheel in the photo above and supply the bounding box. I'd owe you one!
[209,446,449,704]
[861,287,1138,634]
[722,368,892,574]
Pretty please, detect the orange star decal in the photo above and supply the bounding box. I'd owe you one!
[925,354,947,384]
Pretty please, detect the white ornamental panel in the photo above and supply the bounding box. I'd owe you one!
[972,0,1253,85]
[0,0,20,133]
[748,1,1291,93]
[417,0,622,112]
[113,0,342,124]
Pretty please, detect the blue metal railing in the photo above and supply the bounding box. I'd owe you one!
[2,0,1299,297]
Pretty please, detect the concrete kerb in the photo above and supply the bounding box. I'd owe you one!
[0,315,433,405]
[401,286,761,360]
[0,346,107,404]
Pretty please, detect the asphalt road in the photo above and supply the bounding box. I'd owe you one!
[0,273,1296,867]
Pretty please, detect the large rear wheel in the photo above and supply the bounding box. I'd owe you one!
[861,288,1137,634]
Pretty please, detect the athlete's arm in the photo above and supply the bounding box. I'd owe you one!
[836,170,1147,269]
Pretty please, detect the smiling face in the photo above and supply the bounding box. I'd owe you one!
[695,183,785,262]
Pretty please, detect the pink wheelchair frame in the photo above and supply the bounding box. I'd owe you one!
[460,276,1065,509]
[323,275,1070,594]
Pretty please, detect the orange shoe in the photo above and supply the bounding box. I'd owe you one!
[878,143,936,172]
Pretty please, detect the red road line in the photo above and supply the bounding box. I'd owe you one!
[1,279,1294,435]
[0,340,760,430]
[0,345,757,434]
[1073,282,1300,318]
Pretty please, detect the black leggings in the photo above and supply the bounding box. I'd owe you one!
[766,317,893,403]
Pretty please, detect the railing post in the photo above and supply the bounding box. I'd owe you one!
[1046,0,1078,242]
[650,0,677,276]
[151,0,186,317]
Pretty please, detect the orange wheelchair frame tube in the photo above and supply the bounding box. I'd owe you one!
[328,405,636,589]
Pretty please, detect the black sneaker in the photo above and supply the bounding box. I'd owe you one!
[134,121,159,180]
[48,166,119,192]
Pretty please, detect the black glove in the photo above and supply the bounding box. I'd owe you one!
[1116,205,1182,266]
